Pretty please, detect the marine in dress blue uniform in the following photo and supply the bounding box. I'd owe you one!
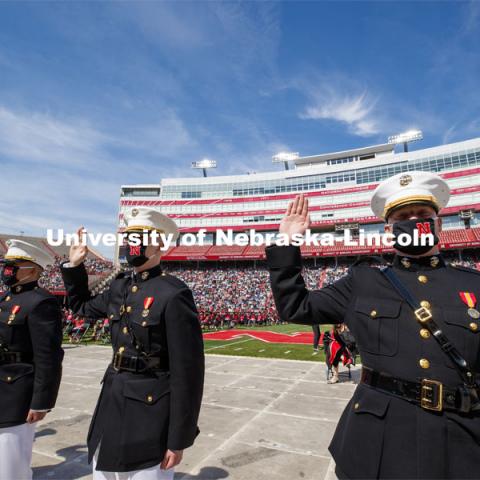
[61,209,205,480]
[0,240,64,480]
[266,172,480,479]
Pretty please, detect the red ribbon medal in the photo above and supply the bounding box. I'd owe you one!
[142,297,154,317]
[8,305,20,323]
[459,292,480,319]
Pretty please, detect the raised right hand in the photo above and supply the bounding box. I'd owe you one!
[279,194,311,242]
[69,226,88,267]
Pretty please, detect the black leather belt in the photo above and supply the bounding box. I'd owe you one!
[361,367,480,414]
[112,352,168,373]
[0,351,31,365]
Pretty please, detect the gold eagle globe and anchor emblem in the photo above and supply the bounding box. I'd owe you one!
[399,174,413,186]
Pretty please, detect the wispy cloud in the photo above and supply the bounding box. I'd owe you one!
[0,107,109,166]
[0,105,197,170]
[294,70,449,142]
[0,104,201,256]
[300,89,379,137]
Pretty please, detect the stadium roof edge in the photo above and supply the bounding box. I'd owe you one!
[294,142,393,166]
[119,136,480,188]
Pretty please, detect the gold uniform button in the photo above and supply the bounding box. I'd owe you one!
[420,328,430,339]
[147,395,153,403]
[5,296,10,302]
[370,310,377,318]
[132,286,138,293]
[420,300,431,309]
[118,346,125,354]
[354,402,360,410]
[419,358,430,369]
[141,321,147,327]
[126,306,132,313]
[122,327,128,334]
[6,376,12,382]
[470,322,478,332]
[418,275,428,284]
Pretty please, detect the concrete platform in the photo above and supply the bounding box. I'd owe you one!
[32,345,360,480]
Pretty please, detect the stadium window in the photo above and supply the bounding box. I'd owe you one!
[122,188,160,197]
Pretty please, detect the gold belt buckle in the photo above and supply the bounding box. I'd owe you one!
[414,306,432,323]
[421,379,443,411]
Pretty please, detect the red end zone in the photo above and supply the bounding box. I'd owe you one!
[203,329,314,345]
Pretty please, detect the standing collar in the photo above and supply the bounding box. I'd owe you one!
[393,254,446,271]
[133,264,162,282]
[10,281,39,294]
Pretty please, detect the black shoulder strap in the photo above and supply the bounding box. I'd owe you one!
[381,266,477,387]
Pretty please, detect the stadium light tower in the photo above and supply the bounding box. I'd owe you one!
[388,129,423,153]
[272,151,299,171]
[192,158,217,177]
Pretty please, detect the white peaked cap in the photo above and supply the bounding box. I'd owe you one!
[123,207,179,242]
[371,171,450,220]
[4,239,55,269]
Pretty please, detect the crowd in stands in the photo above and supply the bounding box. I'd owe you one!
[2,250,479,337]
[165,265,282,329]
[449,258,479,269]
[0,255,113,292]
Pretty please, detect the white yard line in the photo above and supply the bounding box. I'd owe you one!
[202,401,341,423]
[204,338,254,351]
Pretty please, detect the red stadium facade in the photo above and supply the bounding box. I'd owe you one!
[116,137,480,263]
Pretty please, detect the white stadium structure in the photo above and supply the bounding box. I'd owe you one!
[116,136,480,263]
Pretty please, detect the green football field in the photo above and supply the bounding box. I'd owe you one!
[203,323,331,362]
[65,323,332,362]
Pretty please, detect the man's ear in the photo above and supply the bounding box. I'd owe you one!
[436,216,442,234]
[384,222,392,234]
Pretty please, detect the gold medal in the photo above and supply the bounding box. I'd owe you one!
[142,309,149,317]
[8,314,15,322]
[468,308,480,319]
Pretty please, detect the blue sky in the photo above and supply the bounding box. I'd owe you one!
[0,1,479,256]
